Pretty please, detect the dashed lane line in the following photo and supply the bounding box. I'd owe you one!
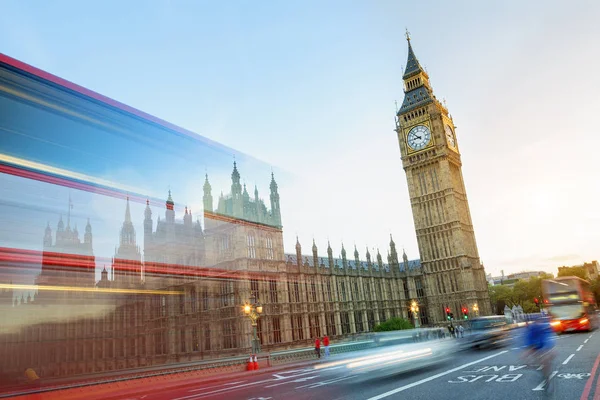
[563,354,575,365]
[584,339,589,344]
[365,350,508,400]
[577,345,583,352]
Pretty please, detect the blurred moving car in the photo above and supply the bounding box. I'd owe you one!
[463,316,509,349]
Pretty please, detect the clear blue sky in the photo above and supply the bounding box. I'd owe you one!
[1,0,600,278]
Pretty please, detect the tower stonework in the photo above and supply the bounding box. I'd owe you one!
[394,35,491,323]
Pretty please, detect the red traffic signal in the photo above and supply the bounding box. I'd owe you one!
[534,297,539,304]
[445,307,450,313]
[544,299,549,304]
[462,307,468,314]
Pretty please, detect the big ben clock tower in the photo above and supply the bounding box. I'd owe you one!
[395,32,491,323]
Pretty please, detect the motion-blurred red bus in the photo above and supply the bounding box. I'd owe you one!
[542,277,598,333]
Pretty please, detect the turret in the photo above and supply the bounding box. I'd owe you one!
[366,247,372,268]
[376,249,383,269]
[231,162,243,217]
[269,172,281,227]
[84,218,92,246]
[341,243,347,268]
[312,239,318,268]
[184,206,192,227]
[165,190,175,223]
[44,222,52,247]
[144,199,153,247]
[203,174,213,213]
[389,234,398,264]
[120,197,136,246]
[295,236,302,268]
[327,241,334,268]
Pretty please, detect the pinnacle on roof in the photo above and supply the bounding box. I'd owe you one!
[403,30,426,79]
[124,197,132,223]
[166,190,174,204]
[232,161,240,182]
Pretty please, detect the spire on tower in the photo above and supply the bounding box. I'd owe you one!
[125,197,132,223]
[403,31,425,79]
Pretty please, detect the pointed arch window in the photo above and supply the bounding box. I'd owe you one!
[247,233,256,258]
[265,236,274,260]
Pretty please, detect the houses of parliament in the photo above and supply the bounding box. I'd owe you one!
[0,36,490,380]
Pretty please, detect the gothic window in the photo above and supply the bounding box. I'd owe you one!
[272,317,282,343]
[367,311,375,331]
[309,314,321,338]
[154,330,166,355]
[201,290,209,311]
[326,313,337,336]
[253,317,262,345]
[309,278,317,302]
[326,280,333,302]
[247,234,256,258]
[161,295,167,317]
[340,312,351,335]
[265,237,274,260]
[402,279,410,300]
[415,277,425,298]
[220,280,235,307]
[191,326,199,352]
[365,282,371,301]
[292,314,304,341]
[179,294,185,314]
[340,281,347,302]
[180,329,186,353]
[190,288,197,313]
[203,324,211,351]
[251,279,259,299]
[220,235,229,254]
[353,281,360,301]
[354,311,364,332]
[222,320,237,349]
[268,279,278,303]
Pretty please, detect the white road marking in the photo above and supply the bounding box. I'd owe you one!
[511,348,520,350]
[584,339,589,343]
[532,371,558,391]
[295,375,354,389]
[265,375,318,388]
[174,378,273,400]
[577,345,583,351]
[563,354,575,365]
[365,350,508,400]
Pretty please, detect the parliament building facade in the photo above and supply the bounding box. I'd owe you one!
[0,36,490,381]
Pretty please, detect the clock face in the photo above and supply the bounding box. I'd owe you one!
[445,125,456,147]
[406,125,431,151]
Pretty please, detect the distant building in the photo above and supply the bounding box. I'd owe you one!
[558,261,599,281]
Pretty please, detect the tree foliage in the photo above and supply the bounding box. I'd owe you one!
[557,266,588,280]
[373,317,413,332]
[488,273,554,314]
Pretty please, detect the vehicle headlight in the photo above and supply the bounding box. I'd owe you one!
[550,320,561,327]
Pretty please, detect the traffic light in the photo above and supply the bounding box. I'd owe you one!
[534,298,540,309]
[462,307,469,319]
[446,307,451,320]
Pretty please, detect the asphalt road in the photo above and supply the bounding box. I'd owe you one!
[47,329,600,400]
[134,329,600,400]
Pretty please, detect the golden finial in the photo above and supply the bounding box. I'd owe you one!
[405,28,411,41]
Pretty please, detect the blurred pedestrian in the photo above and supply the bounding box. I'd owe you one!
[323,335,330,358]
[314,337,321,359]
[457,325,464,338]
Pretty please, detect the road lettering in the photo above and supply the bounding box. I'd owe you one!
[557,373,591,379]
[463,365,527,373]
[448,374,523,383]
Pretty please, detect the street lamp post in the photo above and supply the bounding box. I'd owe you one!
[243,295,263,354]
[410,300,420,329]
[473,303,479,317]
